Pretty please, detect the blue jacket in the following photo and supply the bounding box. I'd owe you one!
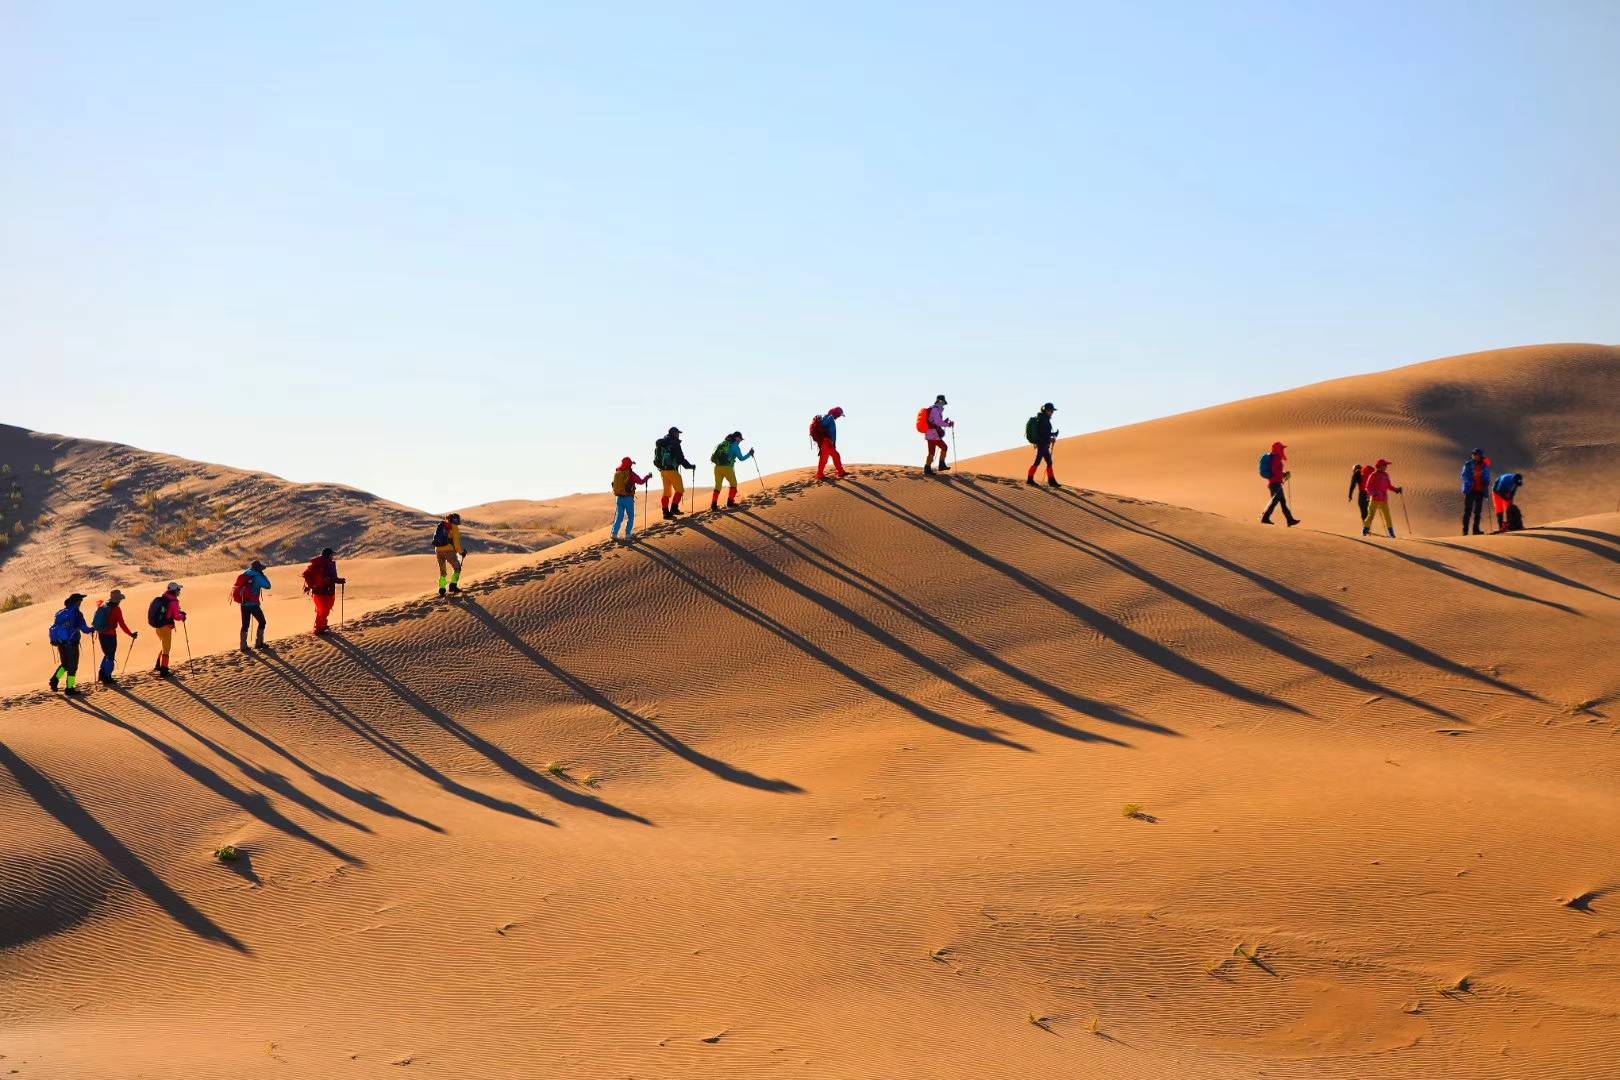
[49,607,92,645]
[820,415,838,443]
[244,568,272,602]
[713,440,754,466]
[1494,473,1523,497]
[1460,459,1492,495]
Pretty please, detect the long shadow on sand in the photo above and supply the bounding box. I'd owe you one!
[167,678,444,833]
[944,480,1464,722]
[1050,488,1545,704]
[449,598,804,794]
[65,695,360,865]
[0,740,249,953]
[1353,540,1579,614]
[695,515,1155,744]
[326,632,655,821]
[836,479,1304,716]
[250,648,554,827]
[1416,536,1620,603]
[630,541,1032,752]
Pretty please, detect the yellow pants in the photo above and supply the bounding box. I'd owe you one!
[436,547,463,576]
[713,465,738,491]
[1364,500,1394,532]
[660,469,684,498]
[155,625,174,664]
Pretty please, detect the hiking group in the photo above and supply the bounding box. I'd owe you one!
[36,405,1538,697]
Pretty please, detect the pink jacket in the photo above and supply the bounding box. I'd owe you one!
[1364,470,1397,502]
[165,594,186,622]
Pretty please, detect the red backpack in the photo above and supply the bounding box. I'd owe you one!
[915,407,930,433]
[809,416,827,443]
[302,558,329,592]
[229,573,251,604]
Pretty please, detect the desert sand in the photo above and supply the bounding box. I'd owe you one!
[969,343,1620,536]
[3,347,1620,1078]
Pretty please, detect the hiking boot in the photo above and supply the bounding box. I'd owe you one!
[63,686,82,697]
[1361,527,1371,536]
[669,507,684,517]
[1262,517,1274,525]
[937,463,951,472]
[1025,477,1038,486]
[1046,478,1061,488]
[1286,518,1301,527]
[102,675,120,688]
[438,586,447,597]
[48,676,59,692]
[239,633,250,652]
[448,583,461,594]
[256,640,274,651]
[1387,529,1396,538]
[254,632,266,648]
[924,464,934,475]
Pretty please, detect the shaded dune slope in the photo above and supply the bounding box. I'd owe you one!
[969,343,1620,535]
[2,470,1619,1078]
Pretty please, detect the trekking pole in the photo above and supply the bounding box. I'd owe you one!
[754,454,767,491]
[642,477,649,526]
[121,635,135,676]
[90,635,98,686]
[182,621,193,664]
[951,427,958,468]
[341,582,346,627]
[1399,491,1413,536]
[691,467,697,511]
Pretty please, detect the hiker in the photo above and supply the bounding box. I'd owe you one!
[434,513,465,595]
[611,457,651,540]
[919,395,954,475]
[47,592,95,695]
[1025,403,1059,487]
[812,407,847,480]
[1361,459,1402,537]
[91,588,137,685]
[1260,442,1300,526]
[653,426,695,519]
[231,560,272,649]
[302,547,345,636]
[1494,472,1525,532]
[146,582,186,677]
[1347,464,1370,524]
[1460,448,1493,535]
[709,432,754,510]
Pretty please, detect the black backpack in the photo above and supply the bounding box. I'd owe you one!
[147,595,171,628]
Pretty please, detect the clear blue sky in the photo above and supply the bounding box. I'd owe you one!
[4,2,1617,510]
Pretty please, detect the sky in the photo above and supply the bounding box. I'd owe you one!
[3,1,1617,511]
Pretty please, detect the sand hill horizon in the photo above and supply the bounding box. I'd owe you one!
[3,344,1619,1077]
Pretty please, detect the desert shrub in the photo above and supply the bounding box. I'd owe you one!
[1,593,30,611]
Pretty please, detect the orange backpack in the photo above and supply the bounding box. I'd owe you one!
[915,407,930,433]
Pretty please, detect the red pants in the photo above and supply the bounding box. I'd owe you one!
[313,593,335,633]
[816,439,845,479]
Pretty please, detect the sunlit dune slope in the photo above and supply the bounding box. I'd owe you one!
[2,469,1618,1078]
[969,343,1620,535]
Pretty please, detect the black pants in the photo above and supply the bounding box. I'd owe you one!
[1463,491,1486,534]
[1356,491,1369,522]
[55,638,80,677]
[1029,443,1054,476]
[240,603,266,634]
[1263,481,1294,523]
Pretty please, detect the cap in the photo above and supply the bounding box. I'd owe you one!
[668,426,682,436]
[64,592,86,605]
[321,547,335,557]
[166,581,182,593]
[108,589,126,603]
[828,406,845,418]
[935,394,948,405]
[1042,402,1056,411]
[1471,448,1484,456]
[1375,458,1391,468]
[620,456,634,468]
[729,431,743,441]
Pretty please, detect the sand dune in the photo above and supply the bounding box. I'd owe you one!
[0,424,540,605]
[968,343,1620,536]
[3,466,1618,1078]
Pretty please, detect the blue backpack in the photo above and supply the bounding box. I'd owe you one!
[47,608,77,645]
[1258,452,1273,479]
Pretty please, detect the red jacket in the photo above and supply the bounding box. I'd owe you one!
[1365,470,1398,501]
[1267,443,1287,485]
[94,601,135,637]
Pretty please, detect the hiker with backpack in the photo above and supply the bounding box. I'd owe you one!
[710,432,754,511]
[147,582,186,677]
[653,427,696,519]
[1361,459,1403,537]
[919,395,954,476]
[811,407,847,481]
[1259,442,1300,527]
[302,548,345,636]
[91,588,137,685]
[1347,464,1370,524]
[1460,448,1493,536]
[1494,472,1525,532]
[47,592,95,695]
[434,513,465,595]
[1025,403,1059,487]
[231,560,272,649]
[611,457,652,540]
